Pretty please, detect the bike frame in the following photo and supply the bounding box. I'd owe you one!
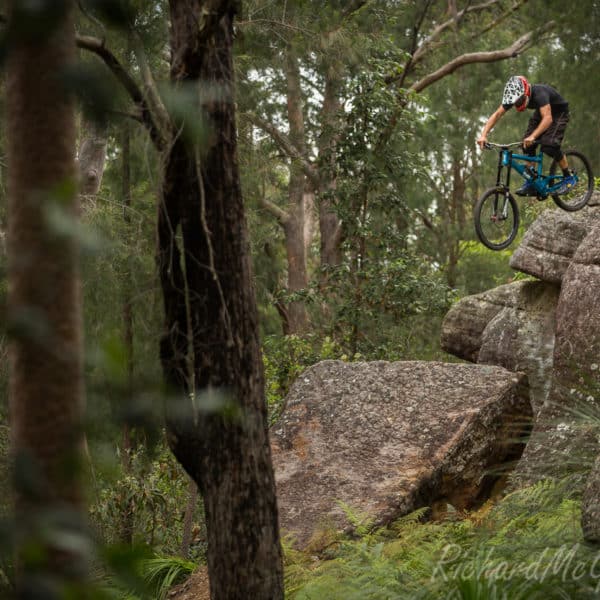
[495,146,570,198]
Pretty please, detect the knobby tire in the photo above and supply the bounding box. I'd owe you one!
[550,150,594,211]
[474,188,520,251]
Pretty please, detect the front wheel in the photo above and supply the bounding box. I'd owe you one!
[550,150,594,211]
[474,188,520,251]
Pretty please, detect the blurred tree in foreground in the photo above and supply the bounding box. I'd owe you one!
[5,0,88,594]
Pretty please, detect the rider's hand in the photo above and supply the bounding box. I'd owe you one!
[523,135,536,148]
[476,135,487,149]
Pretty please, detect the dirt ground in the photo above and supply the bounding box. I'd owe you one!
[168,567,210,600]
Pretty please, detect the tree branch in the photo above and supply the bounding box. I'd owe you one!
[415,208,437,234]
[384,0,504,87]
[76,35,167,151]
[411,0,502,66]
[389,0,435,89]
[410,23,554,94]
[132,36,172,141]
[341,0,371,20]
[471,0,529,39]
[0,15,167,150]
[258,196,289,224]
[246,113,321,188]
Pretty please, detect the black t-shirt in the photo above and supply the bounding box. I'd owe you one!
[503,84,569,117]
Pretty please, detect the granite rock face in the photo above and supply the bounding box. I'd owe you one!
[514,223,600,487]
[441,280,559,412]
[509,198,600,284]
[443,199,600,492]
[271,360,531,548]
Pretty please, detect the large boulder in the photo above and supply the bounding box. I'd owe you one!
[441,280,559,412]
[509,195,600,283]
[271,360,531,548]
[514,223,600,488]
[441,282,522,363]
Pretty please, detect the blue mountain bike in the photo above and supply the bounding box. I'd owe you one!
[474,142,594,250]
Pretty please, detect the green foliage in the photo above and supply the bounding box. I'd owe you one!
[1,0,598,596]
[90,446,204,559]
[137,556,196,600]
[287,478,600,599]
[96,549,195,600]
[454,241,516,295]
[320,249,453,357]
[315,34,453,356]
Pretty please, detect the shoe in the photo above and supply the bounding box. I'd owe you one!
[556,175,577,195]
[515,180,537,196]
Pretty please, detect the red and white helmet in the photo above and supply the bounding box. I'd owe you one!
[502,75,531,111]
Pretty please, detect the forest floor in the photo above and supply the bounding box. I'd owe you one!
[168,566,210,600]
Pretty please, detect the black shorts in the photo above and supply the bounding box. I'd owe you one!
[523,111,569,157]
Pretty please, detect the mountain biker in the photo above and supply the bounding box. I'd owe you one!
[476,75,575,196]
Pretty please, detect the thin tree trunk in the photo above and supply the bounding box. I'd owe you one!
[120,116,136,545]
[283,47,309,333]
[180,478,199,558]
[445,156,466,289]
[159,2,284,598]
[6,0,86,590]
[318,63,343,276]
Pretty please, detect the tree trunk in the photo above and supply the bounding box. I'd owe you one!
[283,48,310,333]
[318,63,343,275]
[445,156,466,289]
[159,2,284,598]
[78,117,107,199]
[180,478,199,558]
[6,0,86,590]
[283,203,309,333]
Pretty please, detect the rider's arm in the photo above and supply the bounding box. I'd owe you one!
[523,104,552,147]
[477,105,506,147]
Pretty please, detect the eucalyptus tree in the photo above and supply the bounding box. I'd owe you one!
[76,1,284,596]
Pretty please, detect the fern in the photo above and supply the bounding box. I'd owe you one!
[336,500,378,539]
[287,478,600,600]
[141,556,196,599]
[98,554,196,600]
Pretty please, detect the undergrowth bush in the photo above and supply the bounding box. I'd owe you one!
[90,446,205,560]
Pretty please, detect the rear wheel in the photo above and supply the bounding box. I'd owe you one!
[550,150,593,211]
[474,188,519,251]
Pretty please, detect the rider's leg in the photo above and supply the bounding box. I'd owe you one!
[516,139,539,195]
[542,145,571,175]
[523,115,539,171]
[539,113,570,174]
[557,154,569,174]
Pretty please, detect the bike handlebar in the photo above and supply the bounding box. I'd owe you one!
[482,141,530,150]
